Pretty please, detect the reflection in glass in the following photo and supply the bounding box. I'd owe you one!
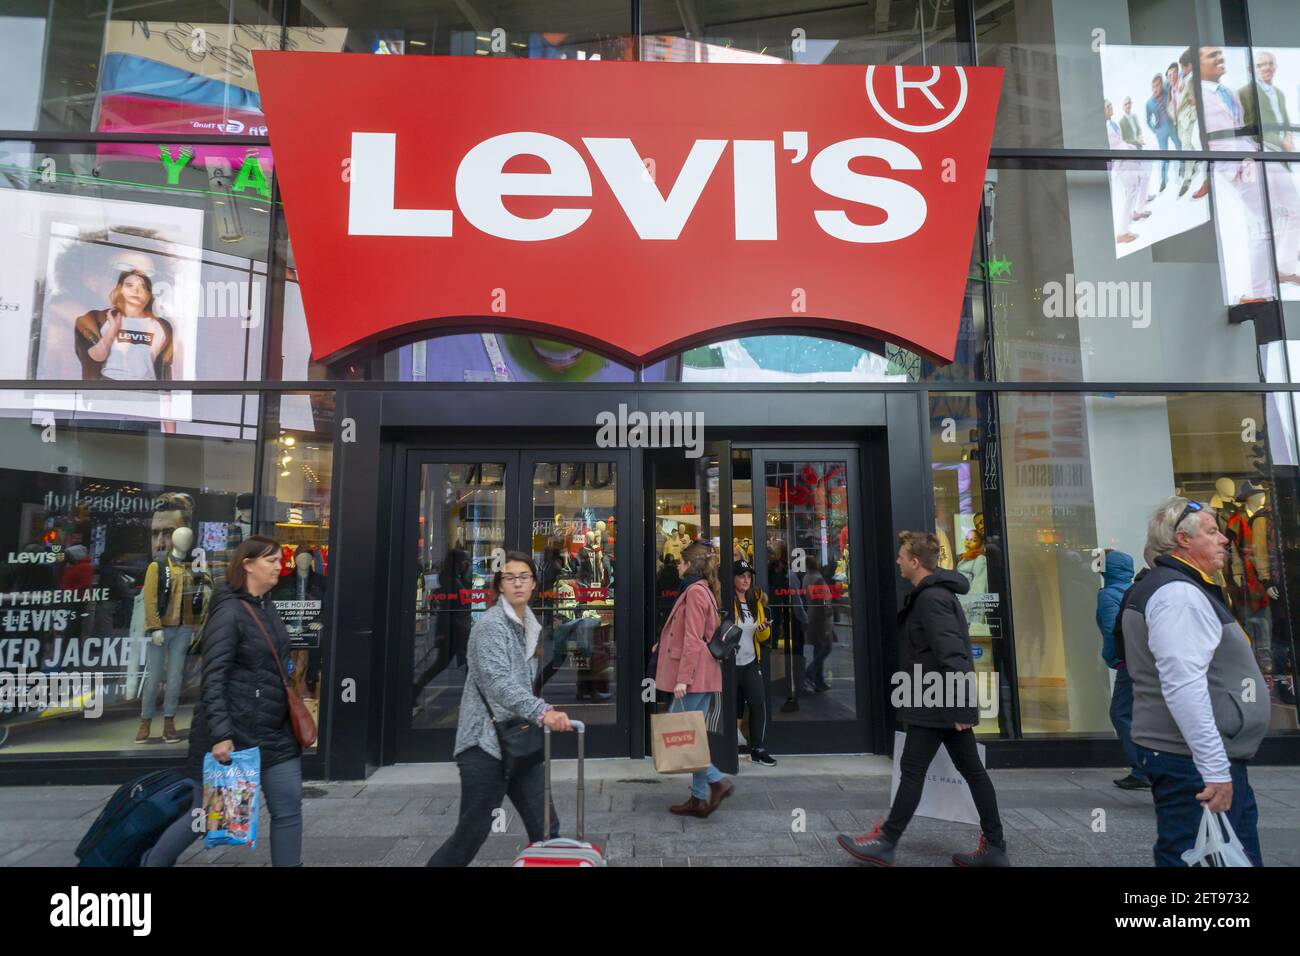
[764,459,855,721]
[1000,391,1298,735]
[0,389,256,755]
[411,463,506,730]
[531,462,617,721]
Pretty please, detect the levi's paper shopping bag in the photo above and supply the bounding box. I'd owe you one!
[889,730,987,826]
[203,747,261,848]
[651,706,711,774]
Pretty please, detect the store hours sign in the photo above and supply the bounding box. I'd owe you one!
[254,54,1003,364]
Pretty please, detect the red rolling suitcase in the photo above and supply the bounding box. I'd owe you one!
[512,720,606,867]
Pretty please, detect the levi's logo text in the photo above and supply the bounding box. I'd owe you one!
[116,330,153,346]
[662,731,697,748]
[254,54,1002,364]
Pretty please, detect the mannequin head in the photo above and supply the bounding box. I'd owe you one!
[170,526,193,558]
[1215,477,1237,500]
[586,531,598,548]
[235,492,254,525]
[294,545,315,575]
[1247,491,1267,513]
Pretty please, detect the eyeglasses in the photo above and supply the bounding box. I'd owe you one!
[500,573,534,585]
[1174,499,1205,536]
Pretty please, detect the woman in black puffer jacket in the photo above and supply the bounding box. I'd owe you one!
[142,534,303,866]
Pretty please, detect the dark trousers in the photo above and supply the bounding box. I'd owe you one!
[1108,667,1146,780]
[736,659,768,751]
[426,746,557,867]
[883,725,1004,846]
[804,643,832,687]
[1135,745,1262,867]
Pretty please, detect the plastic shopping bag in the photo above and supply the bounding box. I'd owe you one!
[889,730,987,826]
[202,747,261,849]
[1180,804,1254,867]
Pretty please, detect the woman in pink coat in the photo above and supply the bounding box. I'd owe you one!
[655,541,734,817]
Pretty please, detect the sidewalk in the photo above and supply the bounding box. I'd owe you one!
[3,757,1299,867]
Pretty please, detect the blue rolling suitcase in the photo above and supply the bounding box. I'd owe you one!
[76,769,196,867]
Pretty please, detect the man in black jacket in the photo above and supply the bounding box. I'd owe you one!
[837,531,1008,867]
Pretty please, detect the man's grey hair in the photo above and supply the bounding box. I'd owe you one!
[1147,496,1210,555]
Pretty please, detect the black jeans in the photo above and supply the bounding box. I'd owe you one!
[883,725,1004,847]
[736,659,768,751]
[426,747,558,867]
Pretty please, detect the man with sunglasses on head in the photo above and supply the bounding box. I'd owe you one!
[1121,497,1270,866]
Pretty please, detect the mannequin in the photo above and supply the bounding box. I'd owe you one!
[579,530,609,587]
[1243,490,1277,683]
[1222,480,1253,612]
[230,493,253,548]
[272,545,327,697]
[137,525,210,744]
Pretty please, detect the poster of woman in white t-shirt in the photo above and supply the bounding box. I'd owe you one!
[74,269,174,381]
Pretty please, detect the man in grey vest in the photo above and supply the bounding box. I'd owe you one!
[1122,497,1270,866]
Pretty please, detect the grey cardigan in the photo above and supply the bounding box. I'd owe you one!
[453,599,549,759]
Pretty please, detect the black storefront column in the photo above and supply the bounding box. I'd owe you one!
[321,389,384,780]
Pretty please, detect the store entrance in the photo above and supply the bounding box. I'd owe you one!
[646,442,873,760]
[388,447,632,762]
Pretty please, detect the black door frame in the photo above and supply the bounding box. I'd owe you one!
[325,387,927,780]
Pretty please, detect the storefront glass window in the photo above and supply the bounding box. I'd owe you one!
[929,392,1010,737]
[0,141,272,384]
[985,161,1277,384]
[287,0,631,59]
[0,389,257,756]
[999,390,1299,736]
[258,391,333,743]
[641,0,964,65]
[1,0,283,133]
[977,0,1238,151]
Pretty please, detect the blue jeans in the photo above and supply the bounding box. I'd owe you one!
[1135,745,1262,867]
[1108,667,1146,780]
[676,693,724,799]
[140,625,192,719]
[1152,121,1182,184]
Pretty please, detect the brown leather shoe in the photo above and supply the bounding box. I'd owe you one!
[134,719,151,744]
[707,778,735,813]
[669,795,710,817]
[162,717,181,743]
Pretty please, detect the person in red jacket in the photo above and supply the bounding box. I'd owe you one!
[655,540,733,817]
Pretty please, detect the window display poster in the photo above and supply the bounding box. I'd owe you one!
[1097,44,1212,258]
[2,191,204,417]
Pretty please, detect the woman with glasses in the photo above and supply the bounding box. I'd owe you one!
[427,550,574,866]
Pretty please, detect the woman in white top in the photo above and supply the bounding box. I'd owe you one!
[732,560,776,766]
[75,270,174,381]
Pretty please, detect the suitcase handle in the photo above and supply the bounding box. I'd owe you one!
[542,720,586,842]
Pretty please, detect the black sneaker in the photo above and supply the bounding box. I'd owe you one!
[750,749,777,767]
[952,835,1010,867]
[837,822,896,866]
[1113,773,1151,790]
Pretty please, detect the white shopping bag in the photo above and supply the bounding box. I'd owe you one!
[889,730,987,826]
[1181,805,1254,867]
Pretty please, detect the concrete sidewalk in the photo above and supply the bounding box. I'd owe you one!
[3,758,1299,867]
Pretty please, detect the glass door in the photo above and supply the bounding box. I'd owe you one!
[398,454,514,761]
[750,448,869,754]
[393,448,630,761]
[523,451,629,758]
[645,442,737,773]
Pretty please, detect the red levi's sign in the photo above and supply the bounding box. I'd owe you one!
[254,53,1003,364]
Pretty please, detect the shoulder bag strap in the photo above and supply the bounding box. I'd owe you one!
[238,599,291,687]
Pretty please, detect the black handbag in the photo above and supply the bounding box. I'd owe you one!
[707,616,744,661]
[474,680,545,776]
